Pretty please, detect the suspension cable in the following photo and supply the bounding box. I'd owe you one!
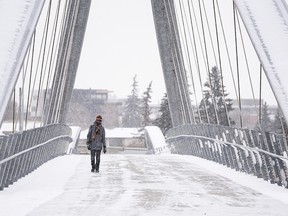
[41,0,62,126]
[12,38,33,131]
[236,10,260,127]
[212,0,230,126]
[174,2,196,122]
[20,38,33,130]
[25,33,36,130]
[178,0,199,123]
[187,0,210,123]
[259,64,263,127]
[55,0,79,123]
[12,89,16,133]
[45,0,69,124]
[233,3,243,128]
[203,0,231,125]
[198,0,219,125]
[47,0,71,124]
[27,2,53,124]
[202,1,218,68]
[176,7,197,123]
[215,0,238,101]
[33,0,52,126]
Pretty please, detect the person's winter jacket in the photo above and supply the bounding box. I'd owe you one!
[87,121,106,151]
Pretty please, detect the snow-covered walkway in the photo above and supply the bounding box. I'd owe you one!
[1,154,288,216]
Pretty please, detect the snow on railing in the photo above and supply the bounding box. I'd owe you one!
[0,124,72,191]
[144,126,170,154]
[166,124,288,188]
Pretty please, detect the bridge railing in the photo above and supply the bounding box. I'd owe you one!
[166,124,288,188]
[0,124,72,190]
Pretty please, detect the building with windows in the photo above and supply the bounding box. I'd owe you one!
[229,99,277,129]
[30,88,161,129]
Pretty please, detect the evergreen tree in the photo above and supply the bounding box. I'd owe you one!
[259,101,273,132]
[272,108,288,135]
[198,66,234,126]
[122,75,142,127]
[153,93,172,134]
[142,81,153,127]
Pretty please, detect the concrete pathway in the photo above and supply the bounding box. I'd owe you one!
[23,154,288,216]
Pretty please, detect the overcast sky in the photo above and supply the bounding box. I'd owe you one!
[74,0,165,104]
[73,0,280,106]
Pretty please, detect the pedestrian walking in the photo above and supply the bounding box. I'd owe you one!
[86,115,106,173]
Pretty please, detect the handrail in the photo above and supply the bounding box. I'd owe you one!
[0,135,71,165]
[0,124,72,191]
[166,123,288,188]
[166,134,288,163]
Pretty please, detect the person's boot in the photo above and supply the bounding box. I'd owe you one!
[96,163,99,173]
[91,165,95,172]
[91,160,95,172]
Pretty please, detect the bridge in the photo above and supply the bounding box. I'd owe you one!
[1,0,288,215]
[1,154,288,215]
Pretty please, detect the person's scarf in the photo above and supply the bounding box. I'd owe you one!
[92,121,101,141]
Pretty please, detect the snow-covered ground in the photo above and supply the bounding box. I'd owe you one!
[1,154,288,216]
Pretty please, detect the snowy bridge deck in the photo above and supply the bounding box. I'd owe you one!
[1,154,288,216]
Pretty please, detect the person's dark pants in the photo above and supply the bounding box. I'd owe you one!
[91,150,101,172]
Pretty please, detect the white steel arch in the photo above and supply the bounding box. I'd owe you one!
[0,0,46,126]
[234,0,288,124]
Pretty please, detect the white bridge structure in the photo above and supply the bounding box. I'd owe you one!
[1,0,288,215]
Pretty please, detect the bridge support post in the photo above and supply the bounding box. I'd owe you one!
[151,0,194,127]
[46,0,92,124]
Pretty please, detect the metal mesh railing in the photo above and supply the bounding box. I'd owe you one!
[166,124,288,188]
[0,124,72,190]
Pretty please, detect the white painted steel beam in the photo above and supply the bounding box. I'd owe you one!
[234,0,288,124]
[0,0,46,126]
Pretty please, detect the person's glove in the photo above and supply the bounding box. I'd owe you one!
[86,140,91,150]
[103,148,107,154]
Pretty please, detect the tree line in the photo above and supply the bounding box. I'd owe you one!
[124,67,288,138]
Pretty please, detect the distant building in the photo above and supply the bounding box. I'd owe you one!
[229,99,277,129]
[71,89,110,104]
[30,88,115,125]
[30,88,161,129]
[67,89,120,128]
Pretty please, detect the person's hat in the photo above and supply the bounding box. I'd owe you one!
[96,115,102,122]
